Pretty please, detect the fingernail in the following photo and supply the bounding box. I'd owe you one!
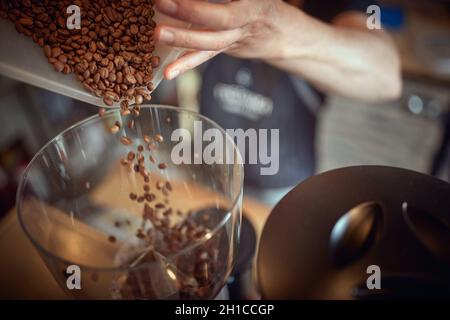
[159,29,175,44]
[169,69,180,80]
[159,0,177,14]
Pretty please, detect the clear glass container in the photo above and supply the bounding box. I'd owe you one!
[17,105,243,299]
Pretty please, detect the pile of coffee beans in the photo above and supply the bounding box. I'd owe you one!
[0,0,159,107]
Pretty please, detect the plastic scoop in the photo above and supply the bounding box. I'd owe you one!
[0,9,185,108]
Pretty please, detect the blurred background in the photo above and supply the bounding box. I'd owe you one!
[0,0,449,299]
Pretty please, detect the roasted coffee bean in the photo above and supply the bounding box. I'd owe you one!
[120,100,129,110]
[52,61,64,72]
[129,193,137,201]
[43,45,51,58]
[158,163,168,170]
[110,124,120,134]
[135,94,143,105]
[127,151,136,161]
[143,135,151,143]
[151,56,160,68]
[99,68,109,79]
[51,46,61,58]
[120,136,133,146]
[125,74,137,85]
[103,97,114,106]
[145,193,156,202]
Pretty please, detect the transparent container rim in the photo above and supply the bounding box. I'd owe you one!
[16,104,244,273]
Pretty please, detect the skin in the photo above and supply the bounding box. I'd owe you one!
[155,0,402,102]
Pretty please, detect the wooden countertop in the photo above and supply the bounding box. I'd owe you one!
[0,197,271,299]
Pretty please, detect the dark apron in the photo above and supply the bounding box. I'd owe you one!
[200,55,321,189]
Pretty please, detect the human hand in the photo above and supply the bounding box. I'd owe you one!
[155,0,286,79]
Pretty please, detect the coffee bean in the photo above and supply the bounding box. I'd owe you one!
[99,68,109,79]
[43,45,51,58]
[52,60,64,72]
[103,97,114,106]
[145,193,156,203]
[110,124,120,134]
[130,24,139,35]
[151,56,160,68]
[155,203,165,209]
[120,136,133,146]
[135,95,143,105]
[125,74,137,85]
[19,17,33,26]
[127,151,136,161]
[158,163,167,170]
[129,193,137,201]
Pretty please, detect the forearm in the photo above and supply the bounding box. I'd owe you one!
[266,3,402,102]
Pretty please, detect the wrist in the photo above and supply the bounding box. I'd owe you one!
[266,2,334,62]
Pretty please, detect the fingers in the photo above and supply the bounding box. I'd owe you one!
[164,50,221,80]
[155,0,256,29]
[156,25,244,51]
